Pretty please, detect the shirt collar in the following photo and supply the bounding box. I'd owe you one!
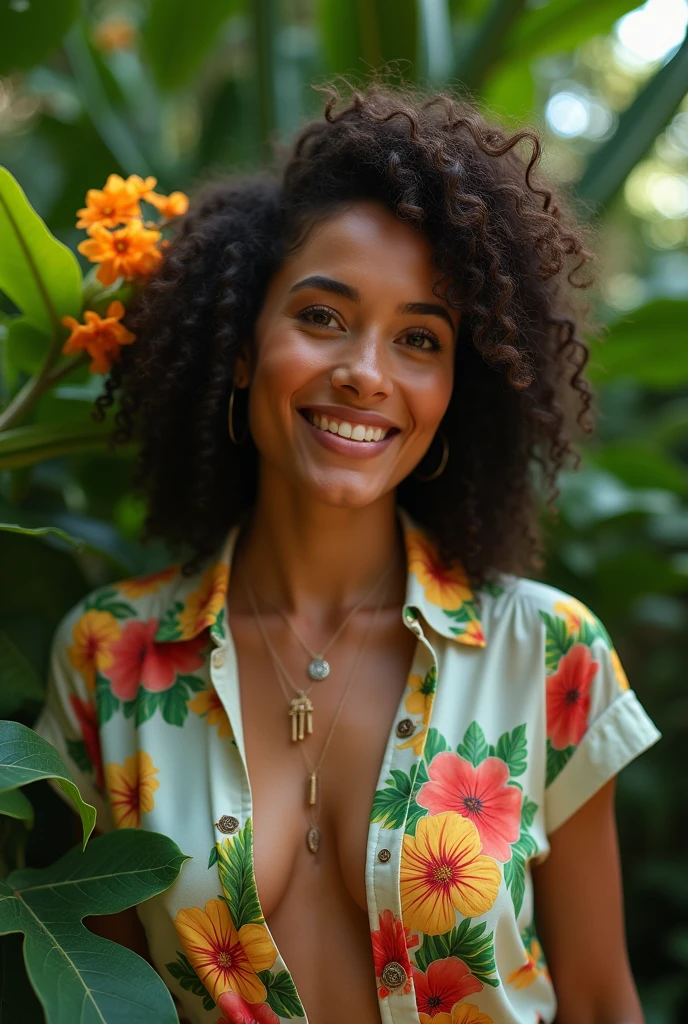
[151,505,486,648]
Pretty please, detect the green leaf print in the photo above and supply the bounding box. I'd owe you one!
[495,724,527,777]
[134,689,159,726]
[422,726,448,763]
[210,605,226,644]
[216,819,264,929]
[414,919,499,987]
[456,721,488,767]
[479,579,504,598]
[95,670,119,725]
[521,796,538,829]
[258,969,305,1018]
[166,951,215,1011]
[155,601,184,641]
[505,829,539,918]
[158,674,205,727]
[85,588,138,620]
[539,610,574,673]
[370,768,426,834]
[66,738,92,775]
[207,845,219,869]
[546,739,575,786]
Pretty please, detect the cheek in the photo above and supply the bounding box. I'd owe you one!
[404,364,454,430]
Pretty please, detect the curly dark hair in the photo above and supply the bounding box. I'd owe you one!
[94,76,598,587]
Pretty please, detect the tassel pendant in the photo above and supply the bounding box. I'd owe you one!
[289,692,314,742]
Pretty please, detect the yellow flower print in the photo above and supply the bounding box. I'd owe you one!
[405,673,432,720]
[507,939,549,989]
[116,565,179,598]
[178,562,229,639]
[67,609,121,692]
[188,686,233,739]
[174,898,277,1005]
[105,750,160,828]
[553,597,597,636]
[610,647,630,691]
[405,530,473,611]
[400,811,501,935]
[424,1005,494,1024]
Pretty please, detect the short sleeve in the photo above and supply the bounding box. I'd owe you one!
[540,592,661,834]
[32,604,114,833]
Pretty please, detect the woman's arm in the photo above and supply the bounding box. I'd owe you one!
[532,777,644,1024]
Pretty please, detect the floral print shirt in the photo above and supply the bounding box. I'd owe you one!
[33,506,661,1024]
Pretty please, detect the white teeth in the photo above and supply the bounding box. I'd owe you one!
[308,410,390,442]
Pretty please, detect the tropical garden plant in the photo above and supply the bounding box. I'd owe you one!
[0,0,687,1020]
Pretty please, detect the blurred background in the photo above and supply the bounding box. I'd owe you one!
[0,1,687,1021]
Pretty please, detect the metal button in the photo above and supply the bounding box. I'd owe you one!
[378,848,391,863]
[403,607,417,624]
[215,815,239,834]
[396,718,414,739]
[380,961,408,990]
[212,649,226,668]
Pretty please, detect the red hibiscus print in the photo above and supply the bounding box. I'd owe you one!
[107,619,206,700]
[371,908,419,998]
[417,752,521,862]
[546,643,598,750]
[413,957,482,1017]
[216,991,278,1024]
[68,695,104,788]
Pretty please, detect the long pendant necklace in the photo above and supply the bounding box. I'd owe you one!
[245,575,390,854]
[248,562,393,683]
[245,561,394,740]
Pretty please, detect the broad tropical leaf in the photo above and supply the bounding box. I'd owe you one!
[414,918,499,986]
[0,829,189,1024]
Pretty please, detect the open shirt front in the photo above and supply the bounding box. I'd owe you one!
[34,505,661,1024]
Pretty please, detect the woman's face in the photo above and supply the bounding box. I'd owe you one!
[235,199,460,508]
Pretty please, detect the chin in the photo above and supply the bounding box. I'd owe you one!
[303,469,393,510]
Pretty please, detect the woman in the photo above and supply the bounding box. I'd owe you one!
[34,80,660,1024]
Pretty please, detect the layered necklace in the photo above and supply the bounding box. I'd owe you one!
[244,565,393,853]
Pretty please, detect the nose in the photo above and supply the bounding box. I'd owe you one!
[330,335,393,402]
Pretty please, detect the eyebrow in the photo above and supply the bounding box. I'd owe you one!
[287,274,457,333]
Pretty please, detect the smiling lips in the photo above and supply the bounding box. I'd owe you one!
[307,409,393,443]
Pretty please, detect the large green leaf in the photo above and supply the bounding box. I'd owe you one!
[588,301,688,389]
[142,0,244,92]
[577,34,688,211]
[0,419,115,471]
[502,0,632,60]
[316,0,420,81]
[590,441,688,495]
[0,167,81,337]
[0,787,34,823]
[0,722,95,849]
[0,0,80,75]
[0,632,44,719]
[2,317,50,378]
[0,829,190,1024]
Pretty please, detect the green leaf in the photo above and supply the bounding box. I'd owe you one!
[208,845,219,869]
[0,0,80,75]
[158,675,205,728]
[521,796,538,829]
[142,0,244,92]
[0,167,81,337]
[414,918,499,986]
[504,849,526,918]
[216,819,263,929]
[258,968,305,1018]
[0,520,85,550]
[96,671,121,727]
[502,0,632,60]
[577,34,688,211]
[539,611,574,673]
[0,721,95,849]
[546,739,575,786]
[495,724,528,777]
[66,738,94,777]
[166,951,215,1011]
[456,721,489,766]
[135,690,160,727]
[3,317,50,378]
[0,631,44,718]
[590,442,688,496]
[0,419,115,471]
[422,726,448,764]
[0,787,34,822]
[86,589,138,619]
[315,0,420,82]
[155,602,184,642]
[0,829,189,1024]
[588,301,688,390]
[371,770,413,830]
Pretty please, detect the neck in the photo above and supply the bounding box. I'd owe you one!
[229,470,408,624]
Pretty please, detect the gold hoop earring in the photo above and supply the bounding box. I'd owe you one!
[413,428,449,481]
[228,383,250,445]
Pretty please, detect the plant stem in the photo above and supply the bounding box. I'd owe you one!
[0,354,90,433]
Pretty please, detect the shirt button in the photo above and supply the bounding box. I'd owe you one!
[378,848,391,863]
[380,962,408,990]
[212,649,226,668]
[396,718,415,739]
[215,815,239,834]
[403,608,417,624]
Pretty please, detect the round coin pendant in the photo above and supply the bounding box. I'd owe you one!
[307,826,321,854]
[307,657,330,681]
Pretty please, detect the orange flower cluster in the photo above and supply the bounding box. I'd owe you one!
[61,174,189,373]
[76,173,188,286]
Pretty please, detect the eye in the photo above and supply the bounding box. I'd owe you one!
[297,305,340,329]
[399,329,441,352]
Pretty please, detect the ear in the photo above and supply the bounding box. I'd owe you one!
[233,342,251,388]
